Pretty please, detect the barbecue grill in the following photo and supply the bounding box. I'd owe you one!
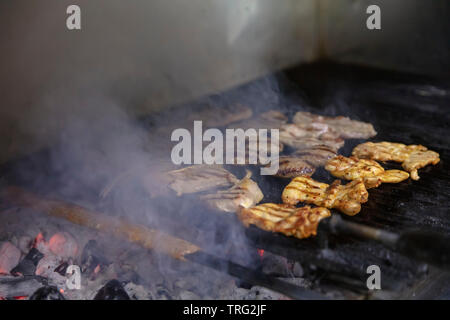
[0,1,449,300]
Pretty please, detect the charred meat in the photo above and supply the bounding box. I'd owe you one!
[293,112,377,139]
[282,177,369,216]
[352,142,440,180]
[325,155,409,188]
[274,156,316,179]
[238,203,330,239]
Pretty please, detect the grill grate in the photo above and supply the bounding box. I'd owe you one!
[1,63,449,299]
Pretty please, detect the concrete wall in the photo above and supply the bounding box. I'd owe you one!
[320,0,450,76]
[0,1,448,163]
[0,0,318,163]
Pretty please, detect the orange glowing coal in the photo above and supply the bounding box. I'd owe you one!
[257,249,264,258]
[32,232,45,248]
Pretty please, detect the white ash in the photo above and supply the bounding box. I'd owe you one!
[0,242,21,275]
[0,206,311,300]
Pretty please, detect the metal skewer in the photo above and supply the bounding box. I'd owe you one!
[328,215,450,270]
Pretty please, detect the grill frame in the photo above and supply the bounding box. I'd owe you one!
[1,63,449,299]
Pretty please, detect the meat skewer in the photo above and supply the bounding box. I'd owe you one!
[282,177,369,216]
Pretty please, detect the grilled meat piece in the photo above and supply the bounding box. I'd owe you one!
[275,156,316,179]
[185,103,253,128]
[201,171,264,212]
[352,142,440,180]
[282,177,369,216]
[279,124,345,152]
[274,145,337,178]
[292,146,337,167]
[240,137,283,165]
[238,203,331,239]
[325,155,409,188]
[227,110,288,130]
[293,112,377,139]
[402,150,440,180]
[167,165,239,196]
[352,142,425,162]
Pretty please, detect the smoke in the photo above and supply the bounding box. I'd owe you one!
[6,73,298,283]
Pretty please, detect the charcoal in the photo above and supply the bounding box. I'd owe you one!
[93,279,130,300]
[0,242,21,274]
[10,248,44,276]
[81,240,109,276]
[54,262,69,276]
[29,286,65,300]
[0,275,47,298]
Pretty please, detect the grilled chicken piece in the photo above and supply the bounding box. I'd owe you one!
[282,177,369,216]
[167,165,239,196]
[402,150,440,180]
[293,112,377,139]
[237,203,331,239]
[275,156,316,178]
[325,155,409,188]
[201,171,264,212]
[279,124,345,152]
[352,142,440,180]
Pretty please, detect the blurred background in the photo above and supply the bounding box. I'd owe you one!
[0,0,449,163]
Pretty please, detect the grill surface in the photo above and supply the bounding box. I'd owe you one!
[2,63,449,299]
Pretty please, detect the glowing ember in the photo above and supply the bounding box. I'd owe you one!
[32,233,45,248]
[13,296,28,300]
[0,242,21,275]
[257,249,264,258]
[48,232,78,258]
[60,289,65,294]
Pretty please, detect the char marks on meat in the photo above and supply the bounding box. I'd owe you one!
[275,156,316,179]
[325,155,409,188]
[238,203,331,239]
[282,177,369,216]
[352,142,440,180]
